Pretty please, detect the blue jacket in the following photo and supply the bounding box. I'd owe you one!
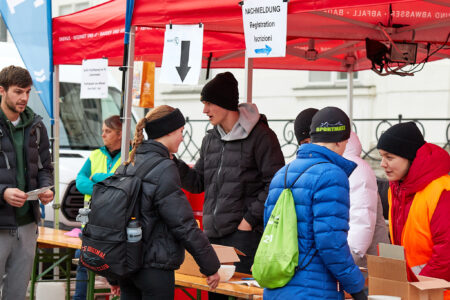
[76,146,121,197]
[263,143,365,299]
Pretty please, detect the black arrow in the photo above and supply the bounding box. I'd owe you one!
[176,40,191,82]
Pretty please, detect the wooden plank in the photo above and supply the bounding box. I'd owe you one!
[175,272,263,299]
[37,226,81,249]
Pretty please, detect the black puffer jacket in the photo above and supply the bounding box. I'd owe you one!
[125,140,220,276]
[0,112,53,229]
[176,115,285,238]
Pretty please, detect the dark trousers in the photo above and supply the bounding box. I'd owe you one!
[208,230,262,300]
[119,267,175,300]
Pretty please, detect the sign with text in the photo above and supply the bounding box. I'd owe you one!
[160,24,204,85]
[242,0,287,58]
[80,58,108,99]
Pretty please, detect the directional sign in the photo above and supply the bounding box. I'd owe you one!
[242,0,287,58]
[160,24,204,85]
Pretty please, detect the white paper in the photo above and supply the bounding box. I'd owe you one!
[160,24,204,85]
[242,0,287,58]
[26,185,54,200]
[80,58,108,99]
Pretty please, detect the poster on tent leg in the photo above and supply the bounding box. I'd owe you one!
[160,24,204,85]
[80,58,108,99]
[241,0,287,58]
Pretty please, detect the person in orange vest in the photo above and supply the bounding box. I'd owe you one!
[377,122,450,297]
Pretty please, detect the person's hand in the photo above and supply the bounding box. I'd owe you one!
[110,285,120,296]
[3,188,28,207]
[237,218,252,231]
[207,272,220,290]
[38,190,54,205]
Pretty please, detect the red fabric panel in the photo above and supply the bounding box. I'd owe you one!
[52,0,450,70]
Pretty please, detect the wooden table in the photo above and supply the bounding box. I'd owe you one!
[31,227,107,300]
[175,272,263,300]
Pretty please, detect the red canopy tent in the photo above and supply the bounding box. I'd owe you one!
[53,0,450,71]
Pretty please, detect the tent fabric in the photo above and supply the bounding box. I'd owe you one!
[53,0,450,71]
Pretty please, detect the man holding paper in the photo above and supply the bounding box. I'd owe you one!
[0,65,54,300]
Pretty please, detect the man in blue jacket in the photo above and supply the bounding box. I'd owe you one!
[264,107,366,300]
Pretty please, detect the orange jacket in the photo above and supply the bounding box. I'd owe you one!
[389,175,450,300]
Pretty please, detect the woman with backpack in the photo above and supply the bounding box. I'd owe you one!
[111,105,220,299]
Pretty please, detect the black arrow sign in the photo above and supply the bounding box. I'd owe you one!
[176,40,191,82]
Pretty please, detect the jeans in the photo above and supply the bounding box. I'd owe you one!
[74,249,88,300]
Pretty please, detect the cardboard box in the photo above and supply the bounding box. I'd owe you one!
[176,244,242,277]
[367,254,450,300]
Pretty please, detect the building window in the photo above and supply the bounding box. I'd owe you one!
[74,2,89,11]
[58,2,89,16]
[308,71,358,85]
[336,72,358,81]
[59,4,73,16]
[309,71,332,83]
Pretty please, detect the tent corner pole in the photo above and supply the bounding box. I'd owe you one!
[53,65,60,230]
[244,53,253,103]
[346,70,354,125]
[121,25,136,163]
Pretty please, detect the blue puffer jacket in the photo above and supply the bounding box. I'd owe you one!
[263,143,365,299]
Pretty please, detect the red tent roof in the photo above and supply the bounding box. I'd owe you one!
[53,0,450,71]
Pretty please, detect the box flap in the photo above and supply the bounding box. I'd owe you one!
[378,243,405,260]
[411,276,450,290]
[367,255,408,282]
[212,244,241,263]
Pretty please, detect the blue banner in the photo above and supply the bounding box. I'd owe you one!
[0,0,53,120]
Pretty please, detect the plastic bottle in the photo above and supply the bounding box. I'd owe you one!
[126,217,142,242]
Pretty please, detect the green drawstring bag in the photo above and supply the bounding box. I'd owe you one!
[253,163,322,289]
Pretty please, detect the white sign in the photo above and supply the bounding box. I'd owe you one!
[242,0,287,58]
[160,24,204,85]
[80,58,108,99]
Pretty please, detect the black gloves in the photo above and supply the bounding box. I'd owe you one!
[351,290,368,300]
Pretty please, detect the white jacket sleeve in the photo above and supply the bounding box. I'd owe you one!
[347,159,378,261]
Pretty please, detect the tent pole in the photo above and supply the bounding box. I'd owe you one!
[346,70,354,125]
[121,25,135,163]
[53,65,60,229]
[244,53,253,103]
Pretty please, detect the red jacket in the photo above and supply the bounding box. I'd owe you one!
[389,143,450,281]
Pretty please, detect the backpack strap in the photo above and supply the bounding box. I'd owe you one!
[121,156,166,179]
[283,161,329,272]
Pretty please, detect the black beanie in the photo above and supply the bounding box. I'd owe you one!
[200,72,239,111]
[377,122,425,161]
[294,108,318,144]
[310,107,351,143]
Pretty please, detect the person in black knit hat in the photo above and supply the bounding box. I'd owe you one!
[263,106,366,300]
[294,108,318,145]
[174,71,285,300]
[377,122,450,288]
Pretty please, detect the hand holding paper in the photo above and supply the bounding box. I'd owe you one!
[26,185,54,204]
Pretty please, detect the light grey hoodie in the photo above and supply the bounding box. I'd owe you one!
[217,103,260,141]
